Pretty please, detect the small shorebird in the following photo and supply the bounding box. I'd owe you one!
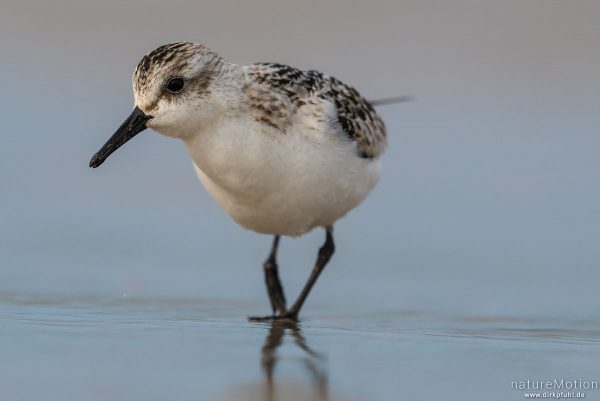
[90,42,393,321]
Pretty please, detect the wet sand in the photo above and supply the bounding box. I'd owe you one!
[3,292,600,401]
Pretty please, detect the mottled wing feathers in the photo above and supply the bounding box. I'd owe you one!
[248,63,387,159]
[327,75,387,159]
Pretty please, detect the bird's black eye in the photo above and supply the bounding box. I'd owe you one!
[166,77,185,93]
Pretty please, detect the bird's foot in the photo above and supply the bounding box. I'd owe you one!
[248,311,298,322]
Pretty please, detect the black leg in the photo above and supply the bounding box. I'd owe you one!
[285,226,335,320]
[263,235,287,315]
[249,226,335,322]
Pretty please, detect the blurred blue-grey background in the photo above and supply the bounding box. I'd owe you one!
[1,1,599,401]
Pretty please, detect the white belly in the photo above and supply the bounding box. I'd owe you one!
[183,118,381,237]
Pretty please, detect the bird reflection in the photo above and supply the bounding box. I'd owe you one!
[260,320,328,401]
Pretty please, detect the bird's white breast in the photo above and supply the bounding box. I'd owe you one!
[182,110,381,237]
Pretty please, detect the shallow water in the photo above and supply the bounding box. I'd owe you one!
[3,280,600,401]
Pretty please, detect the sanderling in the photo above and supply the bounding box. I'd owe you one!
[90,42,393,321]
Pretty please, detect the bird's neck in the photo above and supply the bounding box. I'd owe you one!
[179,63,280,196]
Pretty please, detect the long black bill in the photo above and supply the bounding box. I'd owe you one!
[89,107,153,168]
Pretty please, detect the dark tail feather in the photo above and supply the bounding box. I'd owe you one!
[369,95,414,107]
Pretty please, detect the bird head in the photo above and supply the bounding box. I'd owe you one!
[89,42,224,168]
